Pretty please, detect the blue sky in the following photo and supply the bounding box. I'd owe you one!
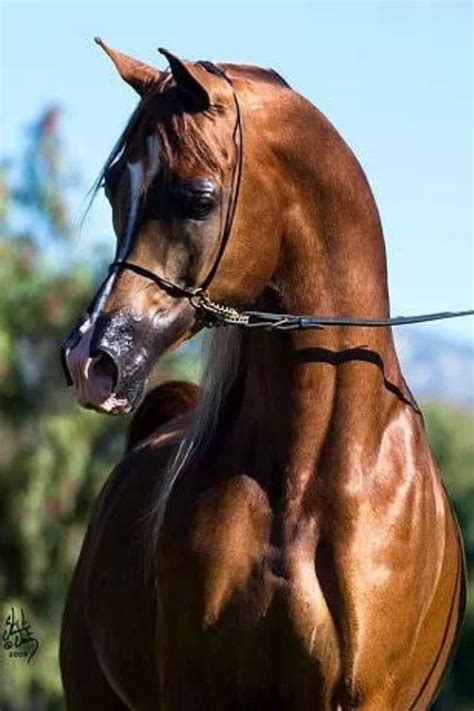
[1,1,473,344]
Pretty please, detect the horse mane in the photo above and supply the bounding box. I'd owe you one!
[149,328,243,541]
[125,380,199,452]
[219,63,291,89]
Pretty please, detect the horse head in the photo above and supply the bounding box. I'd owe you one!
[62,41,285,414]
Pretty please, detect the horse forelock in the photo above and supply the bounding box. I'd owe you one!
[85,60,290,228]
[88,72,227,212]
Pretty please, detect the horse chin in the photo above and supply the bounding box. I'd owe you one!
[89,394,135,416]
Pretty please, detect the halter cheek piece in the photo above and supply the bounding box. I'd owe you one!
[108,63,474,332]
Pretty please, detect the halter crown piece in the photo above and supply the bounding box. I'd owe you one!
[107,59,474,332]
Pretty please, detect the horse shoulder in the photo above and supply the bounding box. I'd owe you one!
[322,407,466,708]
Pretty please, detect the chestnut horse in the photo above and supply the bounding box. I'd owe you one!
[60,41,465,710]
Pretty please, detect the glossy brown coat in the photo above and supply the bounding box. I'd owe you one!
[60,49,465,710]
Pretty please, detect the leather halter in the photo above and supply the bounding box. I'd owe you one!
[107,63,474,332]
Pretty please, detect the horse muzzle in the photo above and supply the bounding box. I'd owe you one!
[61,311,155,415]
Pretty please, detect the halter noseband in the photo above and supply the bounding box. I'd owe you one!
[106,63,474,332]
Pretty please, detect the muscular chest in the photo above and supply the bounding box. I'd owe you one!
[159,473,338,654]
[155,472,342,708]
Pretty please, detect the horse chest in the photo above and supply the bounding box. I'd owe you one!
[159,474,341,699]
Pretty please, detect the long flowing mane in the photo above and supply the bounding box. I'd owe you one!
[150,328,243,539]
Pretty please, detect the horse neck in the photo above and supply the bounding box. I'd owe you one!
[209,94,412,524]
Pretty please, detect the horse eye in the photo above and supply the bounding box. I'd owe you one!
[143,179,217,221]
[171,181,217,220]
[181,193,215,220]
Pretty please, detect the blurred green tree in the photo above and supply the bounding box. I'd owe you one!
[0,106,127,709]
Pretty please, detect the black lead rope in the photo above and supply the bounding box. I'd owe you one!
[172,292,474,331]
[108,62,474,333]
[236,307,474,331]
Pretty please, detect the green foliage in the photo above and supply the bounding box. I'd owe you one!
[0,215,126,709]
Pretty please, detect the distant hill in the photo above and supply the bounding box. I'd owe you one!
[395,330,474,410]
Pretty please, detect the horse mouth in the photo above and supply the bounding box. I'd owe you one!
[70,368,147,416]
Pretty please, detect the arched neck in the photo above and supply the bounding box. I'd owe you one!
[211,93,413,513]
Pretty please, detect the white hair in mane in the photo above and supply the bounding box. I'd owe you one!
[150,327,243,542]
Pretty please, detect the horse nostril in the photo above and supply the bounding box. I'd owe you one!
[90,352,119,397]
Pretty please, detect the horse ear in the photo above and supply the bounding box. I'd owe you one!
[95,38,160,96]
[158,48,210,108]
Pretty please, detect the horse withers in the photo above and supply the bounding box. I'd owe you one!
[60,40,466,710]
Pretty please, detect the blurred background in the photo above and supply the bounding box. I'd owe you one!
[0,1,472,708]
